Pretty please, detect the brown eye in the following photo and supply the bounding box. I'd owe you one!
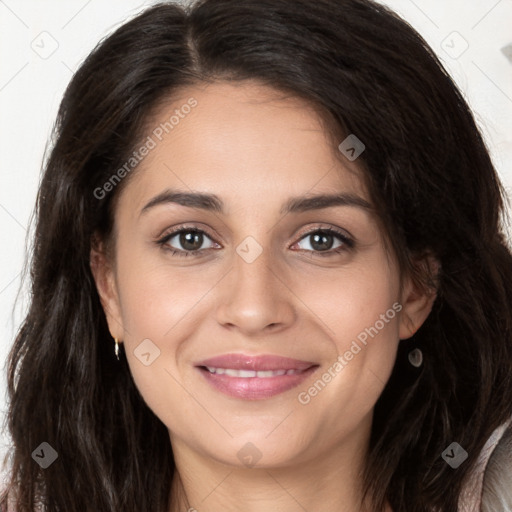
[177,231,205,251]
[157,227,218,256]
[294,228,354,256]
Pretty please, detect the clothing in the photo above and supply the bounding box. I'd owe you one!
[458,419,512,511]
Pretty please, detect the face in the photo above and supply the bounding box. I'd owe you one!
[91,80,434,470]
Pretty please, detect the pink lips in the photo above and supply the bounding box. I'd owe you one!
[196,353,318,400]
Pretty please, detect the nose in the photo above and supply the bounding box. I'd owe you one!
[215,241,296,337]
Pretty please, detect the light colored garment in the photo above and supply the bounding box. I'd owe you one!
[459,419,512,512]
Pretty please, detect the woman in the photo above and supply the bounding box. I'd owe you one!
[1,0,511,510]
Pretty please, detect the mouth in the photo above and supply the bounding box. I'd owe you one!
[195,353,319,400]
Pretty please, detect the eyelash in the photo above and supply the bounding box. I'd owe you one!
[155,224,355,258]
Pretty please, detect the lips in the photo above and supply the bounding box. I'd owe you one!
[195,353,319,400]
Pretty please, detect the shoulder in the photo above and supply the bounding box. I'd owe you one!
[458,419,512,512]
[481,422,512,512]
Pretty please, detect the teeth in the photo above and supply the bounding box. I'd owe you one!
[205,367,302,377]
[227,369,255,377]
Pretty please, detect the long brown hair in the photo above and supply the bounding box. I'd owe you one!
[2,1,512,510]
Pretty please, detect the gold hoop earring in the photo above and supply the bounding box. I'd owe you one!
[114,338,120,361]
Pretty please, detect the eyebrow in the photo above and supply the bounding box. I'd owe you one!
[139,189,373,217]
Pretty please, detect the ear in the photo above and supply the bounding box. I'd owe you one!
[89,232,125,341]
[399,254,439,340]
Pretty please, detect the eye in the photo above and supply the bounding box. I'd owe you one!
[156,227,219,257]
[292,227,354,256]
[156,224,354,258]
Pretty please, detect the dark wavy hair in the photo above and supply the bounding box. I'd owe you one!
[2,0,512,510]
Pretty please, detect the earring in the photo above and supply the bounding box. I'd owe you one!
[114,338,120,361]
[408,348,423,368]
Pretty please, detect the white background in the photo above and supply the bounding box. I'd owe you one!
[1,0,512,472]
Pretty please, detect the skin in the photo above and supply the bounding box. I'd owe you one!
[90,80,436,512]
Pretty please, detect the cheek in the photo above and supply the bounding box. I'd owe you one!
[340,277,401,387]
[112,247,226,423]
[332,282,401,359]
[115,243,215,338]
[291,254,400,350]
[293,258,401,415]
[115,263,197,433]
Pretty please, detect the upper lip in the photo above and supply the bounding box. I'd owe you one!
[196,353,317,371]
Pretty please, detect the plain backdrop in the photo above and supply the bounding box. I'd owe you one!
[1,0,512,474]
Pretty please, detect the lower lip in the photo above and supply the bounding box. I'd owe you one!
[197,366,318,400]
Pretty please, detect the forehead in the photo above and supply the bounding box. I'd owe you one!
[119,80,368,216]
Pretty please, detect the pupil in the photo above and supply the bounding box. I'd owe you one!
[180,231,202,250]
[312,233,333,251]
